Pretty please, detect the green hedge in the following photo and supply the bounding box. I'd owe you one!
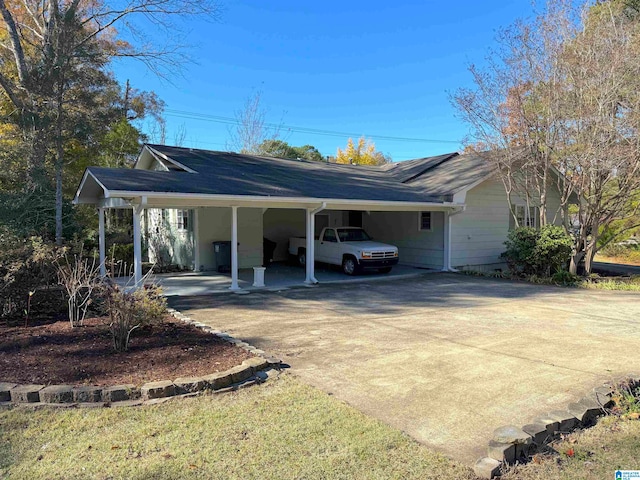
[501,225,573,276]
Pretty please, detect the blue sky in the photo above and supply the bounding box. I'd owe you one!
[112,1,532,161]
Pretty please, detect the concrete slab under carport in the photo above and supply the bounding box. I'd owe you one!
[170,273,640,464]
[143,263,430,297]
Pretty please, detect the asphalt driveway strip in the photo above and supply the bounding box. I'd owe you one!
[169,273,640,464]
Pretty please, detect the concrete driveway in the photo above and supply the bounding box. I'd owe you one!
[170,273,640,464]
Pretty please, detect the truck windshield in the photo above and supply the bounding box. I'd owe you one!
[337,228,372,242]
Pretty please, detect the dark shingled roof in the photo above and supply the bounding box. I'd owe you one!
[404,153,496,195]
[81,144,496,203]
[381,153,460,183]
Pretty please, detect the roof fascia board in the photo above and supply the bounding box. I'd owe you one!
[73,170,111,204]
[132,144,151,170]
[104,190,463,210]
[146,145,197,173]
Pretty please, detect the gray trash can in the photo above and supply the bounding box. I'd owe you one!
[213,241,231,273]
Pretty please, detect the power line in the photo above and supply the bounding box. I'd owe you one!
[164,108,461,145]
[182,137,425,160]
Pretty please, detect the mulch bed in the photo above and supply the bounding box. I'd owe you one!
[0,317,253,387]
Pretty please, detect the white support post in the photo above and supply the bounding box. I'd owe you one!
[304,203,326,285]
[442,210,451,272]
[133,205,143,286]
[98,208,106,277]
[193,208,200,272]
[230,206,240,291]
[304,208,314,284]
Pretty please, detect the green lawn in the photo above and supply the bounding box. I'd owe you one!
[0,375,475,480]
[2,374,639,480]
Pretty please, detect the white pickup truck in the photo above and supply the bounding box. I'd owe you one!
[289,227,399,275]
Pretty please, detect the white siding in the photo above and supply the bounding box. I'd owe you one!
[196,207,263,270]
[363,211,444,269]
[451,179,510,271]
[451,178,565,271]
[543,183,564,226]
[145,208,195,269]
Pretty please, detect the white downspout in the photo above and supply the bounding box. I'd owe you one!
[304,202,326,284]
[443,206,466,273]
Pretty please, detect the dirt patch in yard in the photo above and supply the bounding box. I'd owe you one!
[0,317,253,386]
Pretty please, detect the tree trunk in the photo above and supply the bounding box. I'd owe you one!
[55,159,63,245]
[584,248,595,274]
[55,77,65,245]
[583,218,600,275]
[24,121,49,191]
[569,251,584,275]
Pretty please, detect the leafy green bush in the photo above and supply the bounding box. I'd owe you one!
[535,226,573,276]
[501,227,540,275]
[551,269,581,285]
[502,225,573,276]
[103,283,166,352]
[109,243,134,265]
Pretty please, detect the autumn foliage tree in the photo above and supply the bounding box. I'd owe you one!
[453,0,640,274]
[335,137,390,165]
[0,0,220,243]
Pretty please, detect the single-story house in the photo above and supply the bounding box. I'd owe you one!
[74,144,565,289]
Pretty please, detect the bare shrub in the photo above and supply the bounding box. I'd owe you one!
[56,252,103,327]
[103,282,166,352]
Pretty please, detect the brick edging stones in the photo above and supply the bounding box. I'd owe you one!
[0,307,282,409]
[473,375,640,479]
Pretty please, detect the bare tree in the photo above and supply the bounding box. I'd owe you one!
[227,90,283,154]
[452,0,578,229]
[173,123,187,146]
[452,0,640,274]
[555,0,640,273]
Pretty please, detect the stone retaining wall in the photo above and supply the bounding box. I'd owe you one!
[0,308,281,409]
[473,375,640,479]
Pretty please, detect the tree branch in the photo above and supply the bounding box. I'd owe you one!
[0,70,23,109]
[0,0,29,86]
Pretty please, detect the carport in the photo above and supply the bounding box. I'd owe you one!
[73,144,465,291]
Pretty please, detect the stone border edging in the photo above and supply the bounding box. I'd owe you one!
[0,308,282,409]
[473,374,640,479]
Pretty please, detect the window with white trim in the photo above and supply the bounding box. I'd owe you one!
[419,211,432,231]
[177,209,189,231]
[510,204,539,229]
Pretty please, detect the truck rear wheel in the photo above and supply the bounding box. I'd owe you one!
[297,249,306,268]
[342,256,360,276]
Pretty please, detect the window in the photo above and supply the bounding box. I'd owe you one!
[177,209,189,231]
[419,212,432,231]
[337,228,371,242]
[322,229,338,242]
[510,205,539,230]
